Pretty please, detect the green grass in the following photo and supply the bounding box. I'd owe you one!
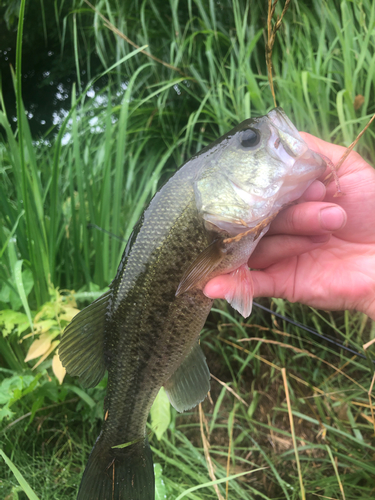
[1,0,375,498]
[1,305,374,499]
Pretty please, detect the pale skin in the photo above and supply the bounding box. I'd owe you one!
[204,133,375,321]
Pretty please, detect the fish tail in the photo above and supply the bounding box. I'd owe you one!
[77,433,155,500]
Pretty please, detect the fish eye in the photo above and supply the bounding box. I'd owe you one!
[240,128,260,148]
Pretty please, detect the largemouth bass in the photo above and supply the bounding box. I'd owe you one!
[59,108,325,500]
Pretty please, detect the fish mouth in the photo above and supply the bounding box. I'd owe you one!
[238,107,327,216]
[267,107,303,141]
[267,107,326,181]
[271,145,327,206]
[267,108,309,162]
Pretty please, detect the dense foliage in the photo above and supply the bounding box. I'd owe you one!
[1,1,375,499]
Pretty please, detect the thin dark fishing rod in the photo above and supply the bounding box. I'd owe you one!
[87,223,127,242]
[253,301,373,363]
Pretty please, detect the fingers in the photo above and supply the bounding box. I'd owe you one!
[267,201,347,236]
[203,232,330,300]
[203,134,355,303]
[251,271,279,300]
[204,274,238,300]
[248,233,330,269]
[299,132,348,165]
[300,132,366,176]
[299,180,326,201]
[204,200,347,300]
[204,271,278,301]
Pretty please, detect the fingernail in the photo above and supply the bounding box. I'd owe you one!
[319,207,346,231]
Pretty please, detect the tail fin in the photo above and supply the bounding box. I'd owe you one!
[77,433,155,500]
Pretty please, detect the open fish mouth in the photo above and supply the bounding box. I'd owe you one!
[267,107,304,142]
[266,108,326,197]
[267,108,320,168]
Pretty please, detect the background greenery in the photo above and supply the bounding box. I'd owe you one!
[1,0,375,498]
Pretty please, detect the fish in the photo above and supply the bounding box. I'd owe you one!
[59,107,326,500]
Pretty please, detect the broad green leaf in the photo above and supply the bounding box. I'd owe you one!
[21,268,34,297]
[154,463,167,500]
[0,404,14,422]
[33,319,58,334]
[9,287,23,311]
[10,373,43,404]
[0,283,11,303]
[150,387,171,441]
[0,375,31,405]
[0,310,29,337]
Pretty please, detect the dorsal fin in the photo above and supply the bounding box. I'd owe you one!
[164,341,210,412]
[59,291,110,387]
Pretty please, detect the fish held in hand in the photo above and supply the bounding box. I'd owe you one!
[59,107,325,500]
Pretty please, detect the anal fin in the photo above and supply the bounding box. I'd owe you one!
[224,264,253,318]
[164,342,210,412]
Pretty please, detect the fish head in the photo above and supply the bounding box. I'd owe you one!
[194,107,326,236]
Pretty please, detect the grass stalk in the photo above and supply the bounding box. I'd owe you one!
[282,368,305,500]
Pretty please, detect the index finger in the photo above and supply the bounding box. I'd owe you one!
[300,132,363,174]
[300,133,345,163]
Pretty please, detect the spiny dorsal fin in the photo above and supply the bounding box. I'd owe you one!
[164,341,210,412]
[176,239,225,296]
[59,291,110,387]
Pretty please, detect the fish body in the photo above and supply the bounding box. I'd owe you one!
[59,108,325,499]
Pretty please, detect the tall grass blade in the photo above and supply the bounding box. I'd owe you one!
[0,449,40,500]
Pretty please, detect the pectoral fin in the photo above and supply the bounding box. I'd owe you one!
[176,239,225,296]
[224,264,254,318]
[59,291,110,387]
[164,342,210,412]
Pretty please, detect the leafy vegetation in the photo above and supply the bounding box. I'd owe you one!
[1,0,375,499]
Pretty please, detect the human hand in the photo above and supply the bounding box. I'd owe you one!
[204,133,375,320]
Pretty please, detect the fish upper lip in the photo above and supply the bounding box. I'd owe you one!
[267,107,302,140]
